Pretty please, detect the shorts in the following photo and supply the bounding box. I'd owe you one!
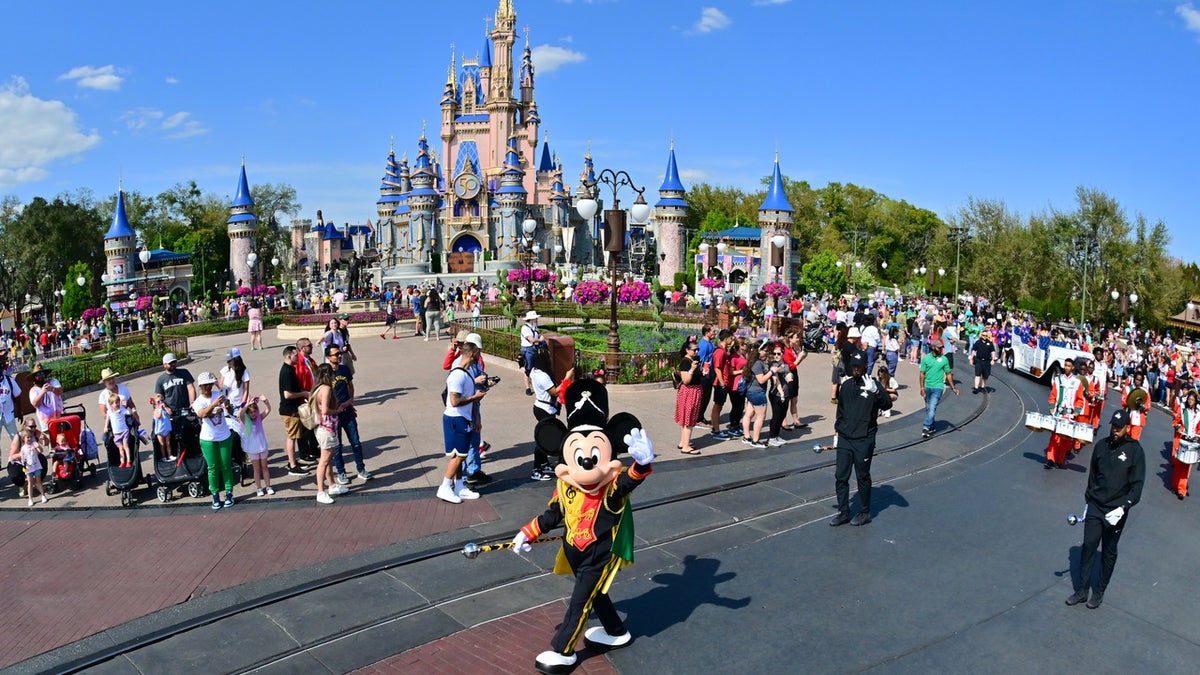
[247,450,269,461]
[315,427,338,450]
[712,386,728,406]
[113,430,130,446]
[746,390,768,408]
[974,362,992,379]
[25,469,42,478]
[0,417,16,440]
[442,415,472,458]
[281,415,304,440]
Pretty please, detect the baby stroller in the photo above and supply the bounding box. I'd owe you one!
[102,414,145,508]
[804,317,830,353]
[148,412,207,502]
[44,405,97,495]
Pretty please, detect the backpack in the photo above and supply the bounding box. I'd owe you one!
[297,386,323,430]
[441,367,470,405]
[736,371,750,395]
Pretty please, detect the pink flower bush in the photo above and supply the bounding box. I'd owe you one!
[617,281,651,304]
[700,277,725,290]
[135,296,153,311]
[573,280,610,305]
[762,282,790,298]
[236,286,252,297]
[507,268,558,284]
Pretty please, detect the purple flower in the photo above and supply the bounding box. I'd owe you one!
[574,280,610,305]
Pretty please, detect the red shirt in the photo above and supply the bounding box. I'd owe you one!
[713,346,731,388]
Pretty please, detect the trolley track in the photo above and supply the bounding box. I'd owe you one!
[50,369,1028,675]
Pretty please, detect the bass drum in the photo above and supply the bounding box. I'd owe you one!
[1178,439,1200,465]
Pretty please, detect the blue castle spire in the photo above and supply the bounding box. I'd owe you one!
[759,155,793,213]
[659,143,685,193]
[231,162,255,208]
[538,132,554,172]
[105,185,136,239]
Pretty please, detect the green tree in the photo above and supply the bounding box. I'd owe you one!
[802,251,847,296]
[0,195,104,322]
[62,262,92,319]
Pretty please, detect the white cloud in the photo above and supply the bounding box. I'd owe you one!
[0,77,101,190]
[118,108,207,138]
[162,113,207,139]
[119,107,164,130]
[165,76,180,84]
[531,44,586,73]
[58,64,123,91]
[1178,3,1200,37]
[690,7,731,34]
[680,168,710,183]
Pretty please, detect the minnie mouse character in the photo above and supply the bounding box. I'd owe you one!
[512,378,655,674]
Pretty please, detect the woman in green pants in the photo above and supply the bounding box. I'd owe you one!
[193,371,235,510]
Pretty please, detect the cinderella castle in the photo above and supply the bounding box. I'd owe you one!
[362,0,683,284]
[280,0,796,291]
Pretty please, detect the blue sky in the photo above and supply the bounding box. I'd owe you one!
[2,0,1198,263]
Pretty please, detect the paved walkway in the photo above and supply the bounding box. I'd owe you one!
[1,327,935,670]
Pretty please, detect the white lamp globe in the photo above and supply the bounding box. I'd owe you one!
[77,275,86,287]
[139,249,151,265]
[522,218,538,236]
[576,198,598,221]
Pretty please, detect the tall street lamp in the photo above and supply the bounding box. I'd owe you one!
[522,217,537,312]
[770,234,787,285]
[949,225,968,314]
[138,248,154,347]
[577,169,650,374]
[247,251,259,304]
[1111,289,1139,332]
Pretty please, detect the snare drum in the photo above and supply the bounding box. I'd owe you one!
[1025,411,1045,432]
[1178,439,1200,465]
[1072,422,1094,445]
[1035,413,1058,431]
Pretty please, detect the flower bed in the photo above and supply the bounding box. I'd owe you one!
[574,280,610,305]
[290,308,415,325]
[617,281,651,304]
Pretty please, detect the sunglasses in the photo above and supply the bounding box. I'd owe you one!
[328,352,341,357]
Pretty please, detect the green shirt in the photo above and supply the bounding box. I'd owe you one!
[920,353,952,389]
[965,322,983,339]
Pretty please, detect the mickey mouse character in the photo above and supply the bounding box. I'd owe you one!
[512,378,655,674]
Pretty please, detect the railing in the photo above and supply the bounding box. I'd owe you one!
[449,317,680,385]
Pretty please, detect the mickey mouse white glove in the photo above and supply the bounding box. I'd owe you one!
[511,530,531,554]
[624,427,656,465]
[864,377,878,394]
[1105,506,1125,526]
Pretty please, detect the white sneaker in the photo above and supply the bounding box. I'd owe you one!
[256,488,265,497]
[40,495,48,503]
[769,437,786,447]
[457,485,480,500]
[436,484,462,504]
[265,487,275,495]
[882,410,892,418]
[27,499,33,507]
[316,491,334,504]
[328,484,349,496]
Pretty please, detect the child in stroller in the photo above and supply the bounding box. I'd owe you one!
[150,395,175,461]
[105,393,134,468]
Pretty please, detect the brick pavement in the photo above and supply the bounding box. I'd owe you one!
[356,601,619,675]
[0,498,497,668]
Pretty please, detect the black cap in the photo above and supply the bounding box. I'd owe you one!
[847,349,867,368]
[1109,409,1129,430]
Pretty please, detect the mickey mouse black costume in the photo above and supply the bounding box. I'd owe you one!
[512,378,655,674]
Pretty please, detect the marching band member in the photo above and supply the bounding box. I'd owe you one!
[1170,390,1200,500]
[1047,358,1086,469]
[1120,371,1150,442]
[1089,349,1110,430]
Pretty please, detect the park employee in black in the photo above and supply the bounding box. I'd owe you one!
[830,349,895,527]
[1066,408,1145,609]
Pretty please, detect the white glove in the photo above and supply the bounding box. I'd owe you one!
[1105,506,1125,526]
[864,377,878,394]
[624,427,656,465]
[511,530,531,554]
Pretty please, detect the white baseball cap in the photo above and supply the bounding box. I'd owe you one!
[162,353,178,365]
[196,371,217,385]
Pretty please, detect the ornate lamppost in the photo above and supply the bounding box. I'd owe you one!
[522,217,538,312]
[576,170,650,373]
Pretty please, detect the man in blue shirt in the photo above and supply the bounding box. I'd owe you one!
[696,325,717,428]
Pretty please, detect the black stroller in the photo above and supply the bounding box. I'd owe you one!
[148,412,207,502]
[804,317,830,352]
[102,418,145,508]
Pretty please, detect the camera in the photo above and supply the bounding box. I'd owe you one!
[487,375,502,385]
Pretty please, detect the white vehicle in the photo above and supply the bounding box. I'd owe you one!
[1005,339,1092,381]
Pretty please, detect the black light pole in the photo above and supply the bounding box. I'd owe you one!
[576,170,650,374]
[522,217,537,313]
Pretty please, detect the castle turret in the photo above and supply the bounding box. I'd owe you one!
[441,50,456,143]
[654,141,689,284]
[376,142,404,257]
[478,28,493,103]
[519,35,535,104]
[104,181,137,301]
[408,131,440,262]
[226,160,257,289]
[495,133,528,261]
[757,154,795,289]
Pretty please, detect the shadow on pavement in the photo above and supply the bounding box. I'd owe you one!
[615,555,751,639]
